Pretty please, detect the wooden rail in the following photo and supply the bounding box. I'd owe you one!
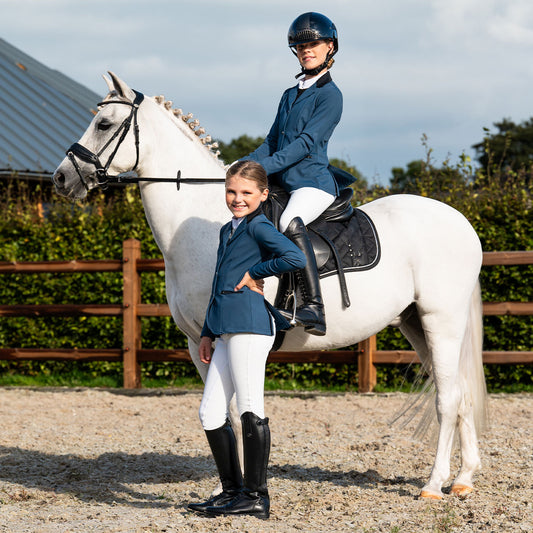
[0,241,531,390]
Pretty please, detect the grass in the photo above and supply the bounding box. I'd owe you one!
[431,502,460,532]
[0,372,201,389]
[0,370,530,393]
[0,372,122,388]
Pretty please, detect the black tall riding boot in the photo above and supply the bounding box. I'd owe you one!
[278,217,326,336]
[205,412,271,520]
[274,270,294,311]
[188,419,243,513]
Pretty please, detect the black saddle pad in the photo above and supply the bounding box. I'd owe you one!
[264,186,381,278]
[309,208,380,278]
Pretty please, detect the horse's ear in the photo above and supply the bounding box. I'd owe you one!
[102,73,114,93]
[106,71,136,101]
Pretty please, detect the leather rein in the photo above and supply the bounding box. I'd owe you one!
[65,90,225,191]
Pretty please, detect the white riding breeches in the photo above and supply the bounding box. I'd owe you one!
[199,329,275,431]
[279,187,336,233]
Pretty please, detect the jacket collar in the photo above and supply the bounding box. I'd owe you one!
[245,204,264,223]
[296,70,333,90]
[289,71,332,106]
[316,71,333,88]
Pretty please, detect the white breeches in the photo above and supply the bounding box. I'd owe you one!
[199,329,275,431]
[279,187,336,233]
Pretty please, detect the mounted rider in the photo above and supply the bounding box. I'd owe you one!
[241,12,356,335]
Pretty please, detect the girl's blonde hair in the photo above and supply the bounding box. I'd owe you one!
[226,160,268,192]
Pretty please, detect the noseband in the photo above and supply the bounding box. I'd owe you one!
[66,90,144,191]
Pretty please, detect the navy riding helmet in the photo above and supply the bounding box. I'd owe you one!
[288,12,338,77]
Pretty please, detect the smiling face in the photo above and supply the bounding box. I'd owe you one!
[225,174,268,218]
[295,39,334,75]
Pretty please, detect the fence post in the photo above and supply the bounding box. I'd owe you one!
[358,335,377,392]
[123,239,142,388]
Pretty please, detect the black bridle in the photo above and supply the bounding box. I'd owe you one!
[66,89,225,191]
[67,90,144,191]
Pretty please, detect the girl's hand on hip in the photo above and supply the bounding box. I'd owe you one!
[199,336,214,364]
[235,271,264,295]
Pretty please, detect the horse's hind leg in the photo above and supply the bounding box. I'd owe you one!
[394,306,460,500]
[399,308,479,499]
[420,322,483,500]
[419,287,486,500]
[450,287,486,498]
[416,315,466,500]
[449,401,481,498]
[420,365,480,501]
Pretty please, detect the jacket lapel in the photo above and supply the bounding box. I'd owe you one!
[218,223,233,259]
[292,85,316,107]
[228,219,247,243]
[221,207,263,253]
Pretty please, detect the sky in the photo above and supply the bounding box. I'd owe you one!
[2,0,533,185]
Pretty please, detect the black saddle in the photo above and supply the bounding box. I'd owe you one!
[264,186,381,309]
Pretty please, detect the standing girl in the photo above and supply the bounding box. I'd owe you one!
[188,160,306,519]
[241,12,355,335]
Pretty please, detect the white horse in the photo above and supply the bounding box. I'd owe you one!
[52,72,487,500]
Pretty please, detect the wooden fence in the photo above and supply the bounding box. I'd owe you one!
[0,239,532,390]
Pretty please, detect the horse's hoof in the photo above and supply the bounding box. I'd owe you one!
[419,490,443,500]
[450,484,474,498]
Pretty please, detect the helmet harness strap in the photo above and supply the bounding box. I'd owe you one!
[294,51,335,79]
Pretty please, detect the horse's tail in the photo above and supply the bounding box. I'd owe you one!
[458,281,489,436]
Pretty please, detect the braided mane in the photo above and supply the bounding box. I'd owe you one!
[153,94,222,162]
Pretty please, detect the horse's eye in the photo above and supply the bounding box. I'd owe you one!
[97,121,112,131]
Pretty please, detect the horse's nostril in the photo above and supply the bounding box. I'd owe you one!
[53,172,65,187]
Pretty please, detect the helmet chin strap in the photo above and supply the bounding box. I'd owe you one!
[295,55,335,79]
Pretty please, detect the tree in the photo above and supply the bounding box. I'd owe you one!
[387,135,471,194]
[472,117,533,171]
[389,160,424,193]
[217,134,264,165]
[389,158,469,194]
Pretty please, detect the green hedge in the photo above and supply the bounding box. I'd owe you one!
[0,165,531,390]
[0,181,191,383]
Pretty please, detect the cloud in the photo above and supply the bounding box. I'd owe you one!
[488,4,533,45]
[2,0,533,183]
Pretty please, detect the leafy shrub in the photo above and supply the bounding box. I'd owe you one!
[0,158,531,391]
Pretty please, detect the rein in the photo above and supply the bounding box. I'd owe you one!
[99,171,225,190]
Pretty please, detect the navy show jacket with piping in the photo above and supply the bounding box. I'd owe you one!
[201,208,306,339]
[242,72,342,196]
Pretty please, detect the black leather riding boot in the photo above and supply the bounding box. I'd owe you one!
[274,270,293,310]
[205,412,271,520]
[188,419,243,513]
[278,217,326,335]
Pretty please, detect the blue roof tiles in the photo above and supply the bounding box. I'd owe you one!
[0,38,100,174]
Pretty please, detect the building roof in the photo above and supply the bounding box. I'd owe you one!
[0,37,100,175]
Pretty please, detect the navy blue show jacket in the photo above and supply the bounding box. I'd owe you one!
[242,72,352,195]
[201,208,306,339]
